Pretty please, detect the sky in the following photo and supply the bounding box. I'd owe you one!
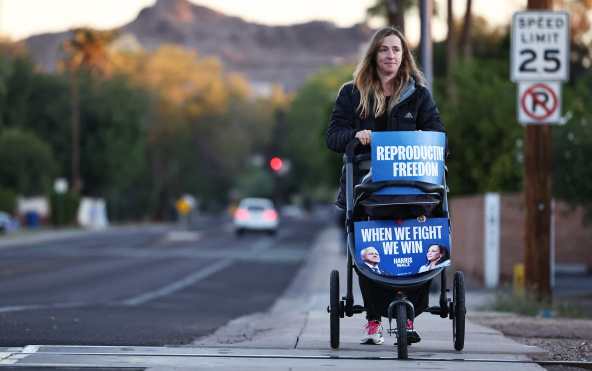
[0,0,527,43]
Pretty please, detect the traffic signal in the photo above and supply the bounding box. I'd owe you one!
[269,156,283,173]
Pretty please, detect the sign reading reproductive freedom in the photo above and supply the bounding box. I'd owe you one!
[371,131,446,194]
[354,217,451,277]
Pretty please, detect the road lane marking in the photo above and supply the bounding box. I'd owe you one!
[121,259,233,306]
[0,353,16,364]
[0,302,89,313]
[121,238,274,306]
[21,346,39,354]
[0,346,38,365]
[164,231,202,243]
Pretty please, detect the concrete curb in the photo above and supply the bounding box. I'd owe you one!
[0,224,172,249]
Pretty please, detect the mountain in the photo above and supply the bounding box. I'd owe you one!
[24,0,373,91]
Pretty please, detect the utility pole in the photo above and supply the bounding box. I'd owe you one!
[420,0,433,91]
[524,0,554,300]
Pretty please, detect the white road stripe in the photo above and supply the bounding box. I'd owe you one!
[121,238,274,306]
[121,260,233,306]
[0,345,40,365]
[0,302,88,313]
[164,231,202,242]
[0,352,16,365]
[22,345,39,354]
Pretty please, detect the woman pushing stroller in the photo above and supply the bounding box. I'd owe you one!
[326,26,446,345]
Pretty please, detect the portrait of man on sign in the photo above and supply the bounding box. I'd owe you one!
[361,246,382,274]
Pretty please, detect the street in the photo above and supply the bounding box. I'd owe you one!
[0,226,566,370]
[0,215,327,346]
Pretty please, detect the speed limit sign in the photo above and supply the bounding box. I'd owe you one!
[511,11,569,81]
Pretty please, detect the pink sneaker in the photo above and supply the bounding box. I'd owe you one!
[360,320,384,345]
[406,319,421,344]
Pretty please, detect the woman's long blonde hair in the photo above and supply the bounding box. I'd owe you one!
[353,27,426,119]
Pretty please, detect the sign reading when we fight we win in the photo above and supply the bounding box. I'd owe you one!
[354,218,451,277]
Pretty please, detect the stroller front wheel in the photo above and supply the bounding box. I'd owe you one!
[396,302,408,359]
[452,271,466,351]
[329,270,340,349]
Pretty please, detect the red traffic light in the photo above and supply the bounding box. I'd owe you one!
[269,157,283,172]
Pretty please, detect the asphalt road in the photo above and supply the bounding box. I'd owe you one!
[0,214,328,346]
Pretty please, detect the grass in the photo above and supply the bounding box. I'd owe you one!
[490,290,590,318]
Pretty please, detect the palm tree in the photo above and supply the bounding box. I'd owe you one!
[62,28,117,193]
[367,0,414,32]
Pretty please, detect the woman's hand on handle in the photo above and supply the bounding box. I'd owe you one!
[355,130,372,146]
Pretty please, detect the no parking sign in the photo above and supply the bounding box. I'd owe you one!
[517,81,562,124]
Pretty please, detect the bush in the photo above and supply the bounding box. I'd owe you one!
[0,129,57,195]
[0,187,16,214]
[49,191,80,226]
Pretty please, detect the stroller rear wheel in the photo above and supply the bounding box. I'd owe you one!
[452,271,466,351]
[396,302,408,359]
[329,270,340,349]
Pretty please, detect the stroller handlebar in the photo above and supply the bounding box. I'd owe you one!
[345,138,361,162]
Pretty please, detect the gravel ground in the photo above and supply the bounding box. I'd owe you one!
[470,311,592,370]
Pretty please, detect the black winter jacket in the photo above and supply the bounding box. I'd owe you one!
[327,80,446,208]
[327,80,445,153]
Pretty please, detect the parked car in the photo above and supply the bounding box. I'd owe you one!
[233,198,279,236]
[0,212,19,234]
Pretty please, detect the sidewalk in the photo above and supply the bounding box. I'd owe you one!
[0,227,97,248]
[0,223,172,249]
[0,227,548,370]
[188,227,547,370]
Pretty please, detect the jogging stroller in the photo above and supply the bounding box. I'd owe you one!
[327,132,466,359]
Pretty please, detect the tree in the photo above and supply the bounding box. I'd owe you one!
[367,0,414,31]
[112,45,234,119]
[434,58,522,195]
[562,0,592,79]
[284,65,353,200]
[553,73,592,218]
[62,28,117,76]
[111,45,277,213]
[0,56,36,130]
[62,28,118,193]
[0,129,57,195]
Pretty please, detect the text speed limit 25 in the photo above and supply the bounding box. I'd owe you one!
[511,11,569,81]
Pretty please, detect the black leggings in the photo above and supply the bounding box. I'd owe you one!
[358,274,431,322]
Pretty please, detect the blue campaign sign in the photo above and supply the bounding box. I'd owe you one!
[354,217,451,277]
[371,132,446,194]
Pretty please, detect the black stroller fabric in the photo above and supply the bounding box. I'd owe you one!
[356,194,441,219]
[353,180,445,220]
